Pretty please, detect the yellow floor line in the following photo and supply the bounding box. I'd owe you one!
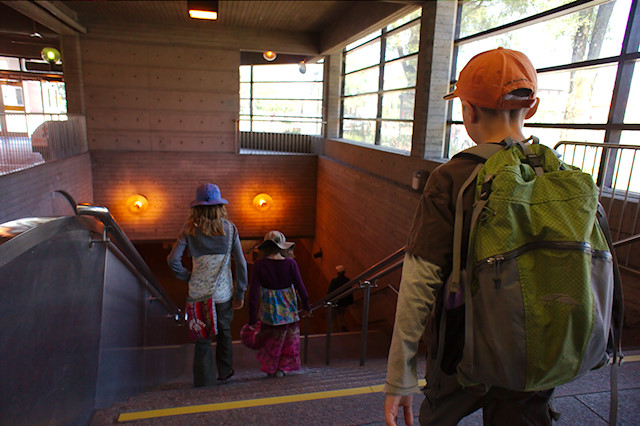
[119,355,640,422]
[118,379,427,422]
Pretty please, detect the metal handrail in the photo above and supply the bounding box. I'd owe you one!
[309,246,406,312]
[553,141,640,268]
[76,204,183,323]
[303,246,405,366]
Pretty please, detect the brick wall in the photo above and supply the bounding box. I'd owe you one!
[90,151,317,241]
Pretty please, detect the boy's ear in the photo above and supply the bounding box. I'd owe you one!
[524,97,540,119]
[461,100,478,123]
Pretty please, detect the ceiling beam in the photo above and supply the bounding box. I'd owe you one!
[2,0,86,35]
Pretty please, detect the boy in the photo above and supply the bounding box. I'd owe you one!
[383,48,555,425]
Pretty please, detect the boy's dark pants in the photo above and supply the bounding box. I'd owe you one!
[193,299,234,386]
[420,369,556,425]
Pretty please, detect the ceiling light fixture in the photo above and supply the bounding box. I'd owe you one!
[188,0,218,20]
[298,59,306,74]
[263,50,277,61]
[41,47,61,64]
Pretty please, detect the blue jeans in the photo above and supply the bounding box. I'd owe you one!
[193,299,234,386]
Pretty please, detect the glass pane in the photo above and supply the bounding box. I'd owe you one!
[239,82,251,98]
[343,94,378,119]
[619,131,640,193]
[252,82,323,100]
[239,65,251,82]
[460,0,589,38]
[387,9,422,31]
[526,127,605,149]
[344,67,380,96]
[624,61,639,124]
[345,40,381,74]
[385,23,420,62]
[380,121,413,152]
[239,117,251,131]
[0,56,21,71]
[342,119,376,144]
[447,125,607,158]
[240,99,250,115]
[346,31,381,51]
[383,56,418,91]
[251,119,322,135]
[252,63,323,82]
[456,0,632,72]
[2,85,24,107]
[41,82,66,114]
[382,90,415,120]
[252,99,322,118]
[448,124,476,157]
[536,64,617,124]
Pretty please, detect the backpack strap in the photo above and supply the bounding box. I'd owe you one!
[428,141,508,390]
[596,203,625,426]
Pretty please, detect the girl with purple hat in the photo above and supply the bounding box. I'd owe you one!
[167,183,248,387]
[248,230,311,377]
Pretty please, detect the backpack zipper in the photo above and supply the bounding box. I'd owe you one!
[477,241,612,288]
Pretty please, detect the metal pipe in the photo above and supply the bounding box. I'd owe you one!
[360,280,373,366]
[326,302,333,365]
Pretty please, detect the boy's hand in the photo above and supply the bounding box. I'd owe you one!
[384,394,414,426]
[232,299,244,310]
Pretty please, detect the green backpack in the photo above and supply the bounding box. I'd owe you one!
[434,137,624,421]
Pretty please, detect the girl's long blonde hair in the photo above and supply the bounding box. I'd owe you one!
[184,205,227,237]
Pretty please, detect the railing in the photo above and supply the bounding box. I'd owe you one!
[303,247,406,366]
[0,113,87,175]
[239,131,322,154]
[554,141,640,270]
[76,204,183,322]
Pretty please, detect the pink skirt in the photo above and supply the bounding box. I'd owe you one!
[256,322,300,374]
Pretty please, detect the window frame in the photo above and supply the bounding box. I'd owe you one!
[445,0,640,171]
[340,13,421,151]
[239,63,325,136]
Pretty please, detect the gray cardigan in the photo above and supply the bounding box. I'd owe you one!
[167,219,248,302]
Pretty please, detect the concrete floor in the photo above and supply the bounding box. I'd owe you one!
[90,348,640,425]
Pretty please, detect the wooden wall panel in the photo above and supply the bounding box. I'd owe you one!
[0,154,94,224]
[81,35,239,153]
[90,151,317,241]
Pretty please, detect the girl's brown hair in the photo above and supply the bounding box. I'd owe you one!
[184,205,227,237]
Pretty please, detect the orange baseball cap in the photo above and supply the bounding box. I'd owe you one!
[443,47,537,110]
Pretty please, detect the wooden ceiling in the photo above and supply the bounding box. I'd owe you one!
[1,0,423,59]
[63,1,358,33]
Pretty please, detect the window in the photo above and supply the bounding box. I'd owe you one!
[447,0,639,161]
[340,9,422,152]
[239,63,324,135]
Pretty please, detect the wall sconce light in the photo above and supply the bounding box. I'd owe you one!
[41,47,61,64]
[253,193,273,212]
[126,194,149,215]
[298,59,307,74]
[188,0,218,20]
[263,50,277,61]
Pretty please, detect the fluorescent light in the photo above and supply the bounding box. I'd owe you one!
[189,10,217,20]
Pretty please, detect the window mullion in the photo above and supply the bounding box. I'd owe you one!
[376,30,386,146]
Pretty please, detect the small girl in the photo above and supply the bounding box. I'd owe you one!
[168,183,247,386]
[248,230,311,377]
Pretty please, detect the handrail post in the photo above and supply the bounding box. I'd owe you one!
[303,315,309,364]
[326,302,333,365]
[360,279,375,366]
